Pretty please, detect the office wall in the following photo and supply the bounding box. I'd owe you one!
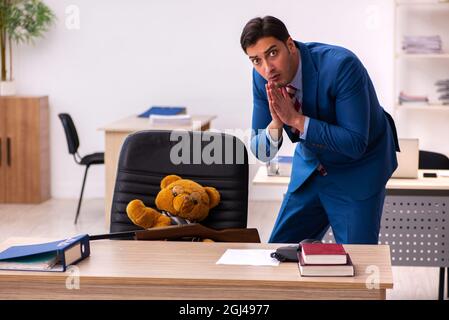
[12,0,444,201]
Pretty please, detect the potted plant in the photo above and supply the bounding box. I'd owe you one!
[0,0,55,95]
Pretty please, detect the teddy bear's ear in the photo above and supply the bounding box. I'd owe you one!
[160,175,182,189]
[205,187,220,209]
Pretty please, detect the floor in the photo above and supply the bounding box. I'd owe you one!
[0,198,446,300]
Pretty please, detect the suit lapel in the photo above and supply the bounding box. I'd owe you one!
[296,42,318,119]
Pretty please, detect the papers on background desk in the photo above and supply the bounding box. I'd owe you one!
[149,114,192,126]
[216,249,280,266]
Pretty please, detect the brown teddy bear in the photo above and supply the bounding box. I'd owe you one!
[126,174,221,230]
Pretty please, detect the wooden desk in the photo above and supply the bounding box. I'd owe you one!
[253,167,449,193]
[0,238,392,300]
[253,166,449,299]
[99,115,216,228]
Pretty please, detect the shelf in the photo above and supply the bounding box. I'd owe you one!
[394,0,449,120]
[396,1,449,6]
[396,53,449,59]
[395,104,449,111]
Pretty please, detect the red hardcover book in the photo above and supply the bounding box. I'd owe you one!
[298,254,354,277]
[301,243,347,265]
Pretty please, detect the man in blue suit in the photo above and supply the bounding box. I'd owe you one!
[241,16,399,244]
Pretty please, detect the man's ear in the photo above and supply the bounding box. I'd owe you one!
[204,187,220,209]
[286,37,295,53]
[160,175,182,189]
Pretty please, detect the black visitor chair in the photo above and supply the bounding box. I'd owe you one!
[419,150,449,300]
[58,113,105,224]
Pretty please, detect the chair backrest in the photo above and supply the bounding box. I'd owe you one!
[110,130,249,233]
[58,113,80,155]
[419,150,449,169]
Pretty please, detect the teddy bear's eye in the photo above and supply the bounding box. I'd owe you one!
[190,192,200,205]
[172,185,183,197]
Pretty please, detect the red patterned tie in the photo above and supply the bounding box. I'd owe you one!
[285,85,327,176]
[285,85,302,135]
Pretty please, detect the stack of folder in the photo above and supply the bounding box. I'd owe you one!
[138,106,187,117]
[138,106,192,126]
[0,234,90,272]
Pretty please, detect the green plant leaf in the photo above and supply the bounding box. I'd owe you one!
[0,0,55,81]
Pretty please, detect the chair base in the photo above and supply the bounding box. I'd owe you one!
[438,267,447,300]
[74,165,90,224]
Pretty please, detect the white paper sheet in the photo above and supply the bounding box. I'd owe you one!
[216,249,280,266]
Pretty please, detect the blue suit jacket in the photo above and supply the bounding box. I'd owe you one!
[251,41,399,200]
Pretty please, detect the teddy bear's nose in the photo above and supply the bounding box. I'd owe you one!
[173,194,194,212]
[181,198,194,211]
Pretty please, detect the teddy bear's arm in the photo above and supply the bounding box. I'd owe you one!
[153,214,172,227]
[126,200,167,229]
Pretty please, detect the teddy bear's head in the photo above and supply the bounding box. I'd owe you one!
[155,175,220,222]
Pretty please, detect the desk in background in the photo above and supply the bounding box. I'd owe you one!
[253,167,449,299]
[0,238,393,300]
[253,167,449,192]
[99,115,216,228]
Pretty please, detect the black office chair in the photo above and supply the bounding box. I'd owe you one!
[109,130,249,235]
[419,150,449,300]
[58,113,105,224]
[419,150,449,170]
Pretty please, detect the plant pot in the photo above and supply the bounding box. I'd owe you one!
[0,81,16,96]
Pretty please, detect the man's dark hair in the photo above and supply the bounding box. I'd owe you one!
[240,16,290,53]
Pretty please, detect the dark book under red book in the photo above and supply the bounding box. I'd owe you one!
[298,253,355,277]
[300,243,347,265]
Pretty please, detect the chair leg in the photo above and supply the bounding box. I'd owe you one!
[438,267,445,300]
[74,165,90,224]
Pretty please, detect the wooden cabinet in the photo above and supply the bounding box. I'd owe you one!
[0,96,50,203]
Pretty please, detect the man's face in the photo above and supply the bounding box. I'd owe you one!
[246,36,297,87]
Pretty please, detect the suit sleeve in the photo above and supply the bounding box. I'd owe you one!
[305,57,370,160]
[250,69,283,162]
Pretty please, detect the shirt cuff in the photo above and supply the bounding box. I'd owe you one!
[300,116,310,140]
[265,127,283,146]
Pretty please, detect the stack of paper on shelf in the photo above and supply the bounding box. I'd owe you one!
[436,79,449,105]
[399,91,429,105]
[402,35,443,54]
